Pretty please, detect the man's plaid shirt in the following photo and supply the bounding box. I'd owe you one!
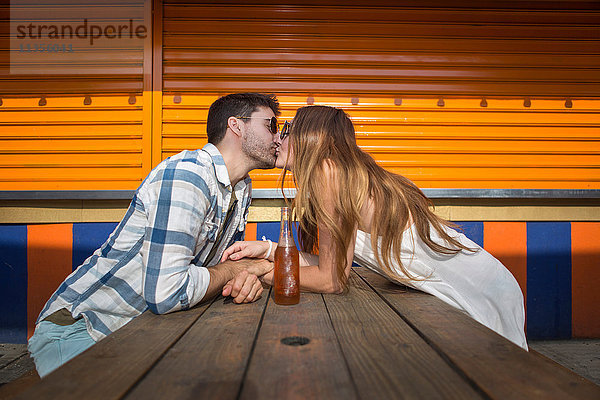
[37,143,251,341]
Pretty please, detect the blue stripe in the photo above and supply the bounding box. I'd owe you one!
[256,221,304,253]
[73,222,119,271]
[73,237,145,310]
[145,166,175,307]
[103,274,146,312]
[143,228,196,250]
[147,275,191,314]
[172,169,211,196]
[452,221,484,247]
[148,164,212,200]
[258,221,353,266]
[82,311,112,337]
[257,222,280,243]
[0,225,27,343]
[527,222,572,339]
[40,285,82,310]
[292,222,302,251]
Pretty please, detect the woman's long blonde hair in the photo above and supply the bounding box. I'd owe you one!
[283,105,474,289]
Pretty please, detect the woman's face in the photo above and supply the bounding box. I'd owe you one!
[275,135,293,170]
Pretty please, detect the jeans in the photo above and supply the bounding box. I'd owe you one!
[28,319,96,378]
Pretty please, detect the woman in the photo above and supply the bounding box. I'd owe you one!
[222,105,528,350]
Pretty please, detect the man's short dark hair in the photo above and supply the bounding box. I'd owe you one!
[207,93,280,144]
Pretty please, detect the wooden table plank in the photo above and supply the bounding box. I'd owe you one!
[13,300,213,400]
[241,291,357,400]
[324,271,484,400]
[124,291,269,399]
[356,268,600,400]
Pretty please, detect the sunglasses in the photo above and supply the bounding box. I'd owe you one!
[237,116,291,140]
[236,116,278,136]
[279,120,291,140]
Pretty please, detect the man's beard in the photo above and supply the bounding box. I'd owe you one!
[242,137,276,169]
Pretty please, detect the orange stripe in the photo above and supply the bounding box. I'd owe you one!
[244,223,257,241]
[483,222,527,301]
[27,224,73,339]
[571,222,600,338]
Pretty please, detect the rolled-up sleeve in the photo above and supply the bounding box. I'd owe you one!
[140,164,213,314]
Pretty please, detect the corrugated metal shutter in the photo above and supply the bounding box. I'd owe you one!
[1,0,599,192]
[0,0,152,191]
[162,0,599,96]
[160,0,600,189]
[161,95,599,189]
[0,95,150,190]
[1,0,147,94]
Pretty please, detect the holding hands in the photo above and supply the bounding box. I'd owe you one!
[220,240,276,303]
[222,269,264,304]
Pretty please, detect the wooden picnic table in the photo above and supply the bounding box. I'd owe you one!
[14,268,600,399]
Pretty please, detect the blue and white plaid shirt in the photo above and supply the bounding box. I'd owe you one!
[37,144,252,341]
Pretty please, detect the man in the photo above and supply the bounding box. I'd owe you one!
[28,93,281,377]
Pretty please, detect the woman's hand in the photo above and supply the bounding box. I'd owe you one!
[221,240,273,262]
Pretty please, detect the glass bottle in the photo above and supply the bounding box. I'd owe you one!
[273,207,300,305]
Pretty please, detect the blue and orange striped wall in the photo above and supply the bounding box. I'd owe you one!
[1,221,598,343]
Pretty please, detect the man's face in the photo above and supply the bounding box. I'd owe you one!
[241,106,279,169]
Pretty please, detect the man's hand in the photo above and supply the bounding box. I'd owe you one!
[222,270,264,304]
[242,258,274,276]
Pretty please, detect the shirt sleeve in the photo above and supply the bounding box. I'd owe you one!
[139,163,212,314]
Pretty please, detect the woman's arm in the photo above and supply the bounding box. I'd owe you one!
[292,219,356,294]
[222,163,356,294]
[266,161,356,294]
[221,229,355,294]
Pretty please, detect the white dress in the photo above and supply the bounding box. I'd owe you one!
[353,224,528,350]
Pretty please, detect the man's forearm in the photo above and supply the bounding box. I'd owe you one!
[202,259,272,302]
